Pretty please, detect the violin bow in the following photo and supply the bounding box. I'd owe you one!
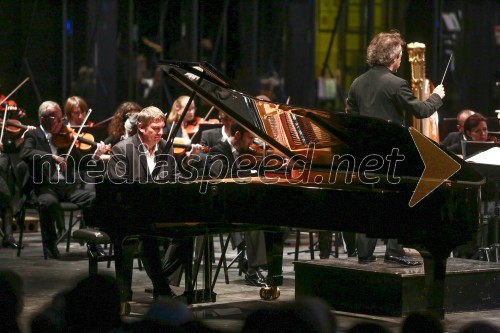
[0,77,30,143]
[92,115,114,127]
[165,120,176,146]
[65,108,93,159]
[203,106,215,121]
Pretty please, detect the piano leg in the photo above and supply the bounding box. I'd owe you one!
[262,229,284,299]
[420,248,449,319]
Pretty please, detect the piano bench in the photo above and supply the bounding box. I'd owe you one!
[72,228,114,276]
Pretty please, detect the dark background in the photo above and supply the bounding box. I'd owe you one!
[0,0,499,136]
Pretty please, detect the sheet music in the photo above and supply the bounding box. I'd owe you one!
[465,147,500,165]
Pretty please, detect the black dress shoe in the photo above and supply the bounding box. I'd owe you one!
[384,255,422,266]
[347,250,358,257]
[2,237,22,249]
[153,288,177,299]
[89,244,106,257]
[358,255,377,264]
[46,245,61,260]
[245,273,266,287]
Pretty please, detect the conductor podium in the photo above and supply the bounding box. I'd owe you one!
[295,257,500,316]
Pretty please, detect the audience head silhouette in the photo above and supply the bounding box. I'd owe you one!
[63,274,122,332]
[0,269,24,333]
[401,311,443,333]
[241,297,336,333]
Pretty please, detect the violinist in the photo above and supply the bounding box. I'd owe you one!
[20,101,108,259]
[0,141,19,249]
[199,111,233,147]
[165,95,204,141]
[0,94,36,249]
[104,101,142,146]
[204,123,274,286]
[64,96,91,127]
[441,109,476,149]
[61,96,109,159]
[449,113,500,155]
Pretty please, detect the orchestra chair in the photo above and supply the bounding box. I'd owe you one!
[105,242,143,271]
[286,229,345,260]
[287,228,316,260]
[211,233,249,285]
[14,161,87,258]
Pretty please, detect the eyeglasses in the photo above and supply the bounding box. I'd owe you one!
[48,116,62,121]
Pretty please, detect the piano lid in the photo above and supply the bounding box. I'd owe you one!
[158,60,484,184]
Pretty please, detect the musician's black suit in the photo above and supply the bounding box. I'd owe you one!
[347,65,443,261]
[347,66,442,125]
[20,127,96,253]
[107,134,188,300]
[441,131,464,149]
[200,127,225,148]
[207,141,269,276]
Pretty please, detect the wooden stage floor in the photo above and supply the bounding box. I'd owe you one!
[1,212,500,332]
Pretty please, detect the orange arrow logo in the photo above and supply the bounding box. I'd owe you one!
[408,128,461,207]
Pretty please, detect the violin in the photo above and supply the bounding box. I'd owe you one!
[0,97,27,119]
[486,136,500,143]
[183,116,204,136]
[172,137,209,156]
[0,119,29,137]
[53,125,98,152]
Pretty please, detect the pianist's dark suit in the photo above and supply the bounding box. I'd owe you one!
[347,65,443,261]
[107,134,188,300]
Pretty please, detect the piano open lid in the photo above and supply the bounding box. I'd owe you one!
[158,60,484,184]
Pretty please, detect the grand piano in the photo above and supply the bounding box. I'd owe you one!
[92,61,484,318]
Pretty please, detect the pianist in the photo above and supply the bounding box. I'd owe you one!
[107,106,199,300]
[347,30,446,266]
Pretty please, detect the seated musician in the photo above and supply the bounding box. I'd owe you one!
[165,95,203,141]
[199,111,233,147]
[107,106,201,301]
[63,96,90,128]
[440,109,475,149]
[205,122,271,286]
[207,122,256,178]
[448,113,499,155]
[20,101,109,259]
[1,117,36,249]
[0,143,18,249]
[104,101,142,146]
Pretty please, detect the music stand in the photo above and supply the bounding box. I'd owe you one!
[190,123,223,144]
[461,141,500,159]
[466,147,500,262]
